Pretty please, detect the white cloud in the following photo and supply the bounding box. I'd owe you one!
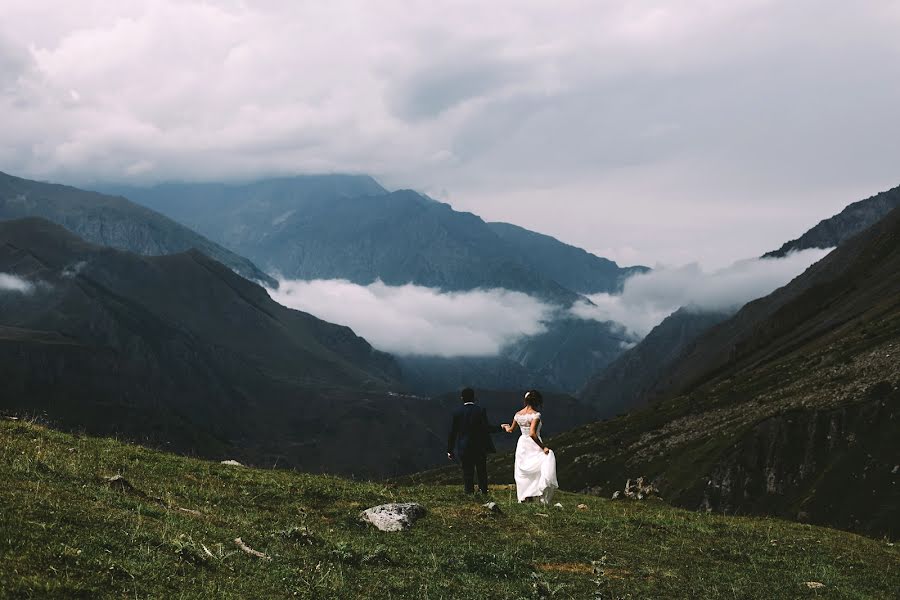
[0,1,898,266]
[0,273,34,293]
[268,279,554,357]
[572,248,832,336]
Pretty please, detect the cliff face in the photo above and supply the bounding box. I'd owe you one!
[695,391,897,537]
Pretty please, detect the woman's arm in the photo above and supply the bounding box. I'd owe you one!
[503,415,519,433]
[530,417,550,454]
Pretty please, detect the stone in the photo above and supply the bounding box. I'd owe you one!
[553,502,564,509]
[359,503,426,532]
[220,460,244,467]
[577,503,589,510]
[611,491,621,500]
[804,582,825,590]
[105,475,135,492]
[482,502,501,513]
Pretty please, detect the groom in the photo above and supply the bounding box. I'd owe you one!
[447,388,504,495]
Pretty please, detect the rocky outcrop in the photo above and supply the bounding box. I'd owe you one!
[359,503,426,532]
[693,393,897,537]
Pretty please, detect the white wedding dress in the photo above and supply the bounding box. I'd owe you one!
[514,411,559,504]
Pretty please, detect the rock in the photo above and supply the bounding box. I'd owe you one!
[553,502,564,510]
[611,491,620,500]
[359,503,426,532]
[804,582,825,590]
[611,476,660,501]
[105,475,136,492]
[577,503,589,510]
[482,502,501,513]
[220,460,244,467]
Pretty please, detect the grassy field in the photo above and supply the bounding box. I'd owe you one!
[1,418,897,599]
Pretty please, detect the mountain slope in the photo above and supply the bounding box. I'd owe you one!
[580,184,900,418]
[0,218,427,476]
[0,171,274,286]
[579,308,731,417]
[102,174,388,253]
[416,207,900,537]
[5,419,897,599]
[765,184,899,257]
[487,221,647,294]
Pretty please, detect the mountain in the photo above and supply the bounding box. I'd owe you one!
[579,308,731,417]
[580,183,900,418]
[0,171,275,286]
[0,218,442,477]
[417,206,900,537]
[103,176,650,393]
[764,184,899,257]
[111,180,591,304]
[101,174,388,253]
[487,221,648,294]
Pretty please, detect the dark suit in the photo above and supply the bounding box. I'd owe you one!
[447,402,502,493]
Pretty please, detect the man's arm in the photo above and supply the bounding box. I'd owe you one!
[482,407,504,434]
[447,411,459,459]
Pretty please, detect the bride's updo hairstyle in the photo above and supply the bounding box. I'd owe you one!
[524,389,544,409]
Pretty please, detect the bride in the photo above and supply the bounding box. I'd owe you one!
[502,390,559,504]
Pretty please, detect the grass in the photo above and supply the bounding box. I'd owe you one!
[1,418,897,599]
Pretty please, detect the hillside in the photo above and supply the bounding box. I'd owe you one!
[0,171,274,286]
[0,218,432,477]
[414,207,900,538]
[580,184,900,417]
[765,184,899,257]
[579,308,731,416]
[2,419,897,599]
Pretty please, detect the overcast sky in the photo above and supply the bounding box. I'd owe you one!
[2,1,898,267]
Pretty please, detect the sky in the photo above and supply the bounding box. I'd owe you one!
[1,1,898,267]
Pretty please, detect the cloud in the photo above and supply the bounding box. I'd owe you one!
[1,1,898,266]
[0,273,34,293]
[572,248,832,336]
[268,279,554,357]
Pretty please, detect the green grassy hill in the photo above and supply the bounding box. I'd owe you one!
[2,418,897,599]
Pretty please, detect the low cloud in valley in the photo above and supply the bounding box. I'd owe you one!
[0,273,34,294]
[572,248,833,337]
[268,279,554,357]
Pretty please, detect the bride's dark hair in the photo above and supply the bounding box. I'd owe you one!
[524,389,543,409]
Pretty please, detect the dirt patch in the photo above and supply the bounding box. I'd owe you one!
[534,562,594,575]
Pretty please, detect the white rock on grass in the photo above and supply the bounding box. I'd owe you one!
[220,460,244,467]
[359,503,426,532]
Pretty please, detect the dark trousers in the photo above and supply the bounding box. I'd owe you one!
[461,454,488,494]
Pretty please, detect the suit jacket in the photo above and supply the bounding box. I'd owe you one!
[447,402,502,460]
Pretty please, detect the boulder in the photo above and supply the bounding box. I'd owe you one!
[359,503,426,532]
[482,502,501,513]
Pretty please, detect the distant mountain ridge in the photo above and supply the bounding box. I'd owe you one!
[765,184,899,257]
[104,177,645,302]
[0,171,274,286]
